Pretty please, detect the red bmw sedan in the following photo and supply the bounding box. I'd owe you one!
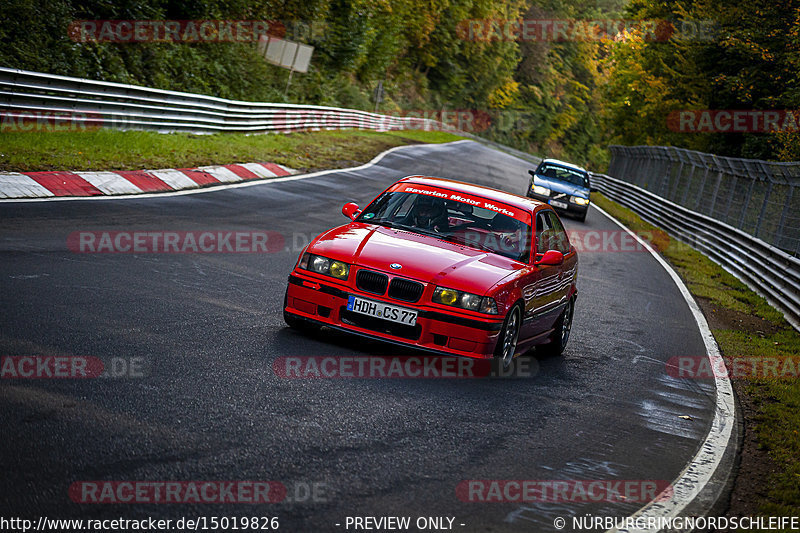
[284,176,578,367]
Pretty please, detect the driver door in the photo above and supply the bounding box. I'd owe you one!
[519,211,562,337]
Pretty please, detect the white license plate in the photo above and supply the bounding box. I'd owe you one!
[550,200,568,209]
[347,296,418,326]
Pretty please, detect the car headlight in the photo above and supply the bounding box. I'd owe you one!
[532,184,550,195]
[432,287,498,314]
[300,253,350,280]
[571,196,590,206]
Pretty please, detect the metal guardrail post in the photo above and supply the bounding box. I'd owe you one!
[775,185,794,248]
[670,161,685,201]
[694,166,711,211]
[723,175,738,224]
[641,154,652,189]
[680,165,698,205]
[755,181,774,240]
[656,148,670,194]
[738,178,757,230]
[708,170,724,216]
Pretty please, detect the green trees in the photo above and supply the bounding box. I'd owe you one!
[1,0,798,162]
[602,0,800,161]
[493,0,622,167]
[0,0,523,110]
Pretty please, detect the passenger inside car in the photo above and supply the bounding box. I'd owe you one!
[490,213,525,258]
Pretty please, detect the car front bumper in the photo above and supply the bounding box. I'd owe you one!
[527,191,589,217]
[285,273,503,359]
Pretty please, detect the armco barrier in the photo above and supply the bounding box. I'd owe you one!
[592,172,800,331]
[0,67,550,192]
[0,67,437,133]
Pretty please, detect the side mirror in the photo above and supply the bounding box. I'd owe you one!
[528,169,537,177]
[535,250,564,266]
[342,202,360,220]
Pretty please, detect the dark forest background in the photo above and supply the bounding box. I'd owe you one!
[2,0,799,167]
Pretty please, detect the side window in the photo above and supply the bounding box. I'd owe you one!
[535,212,551,256]
[545,211,571,253]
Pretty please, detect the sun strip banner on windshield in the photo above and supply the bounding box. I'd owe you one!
[395,183,531,224]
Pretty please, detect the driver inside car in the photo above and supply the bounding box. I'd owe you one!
[407,196,449,232]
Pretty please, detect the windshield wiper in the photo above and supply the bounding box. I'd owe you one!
[375,220,446,237]
[375,220,416,231]
[377,221,494,249]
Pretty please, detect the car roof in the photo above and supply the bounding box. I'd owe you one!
[397,175,548,214]
[539,158,588,173]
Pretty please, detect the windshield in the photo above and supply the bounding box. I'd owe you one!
[537,164,589,188]
[356,191,531,262]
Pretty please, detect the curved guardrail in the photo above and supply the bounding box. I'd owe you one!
[0,66,549,171]
[592,172,800,331]
[0,67,437,133]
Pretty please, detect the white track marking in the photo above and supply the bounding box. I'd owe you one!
[274,163,295,174]
[239,163,278,178]
[196,165,244,183]
[147,169,199,190]
[591,203,735,533]
[0,172,55,198]
[75,171,143,195]
[0,140,472,203]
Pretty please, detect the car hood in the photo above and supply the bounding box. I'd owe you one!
[308,223,523,293]
[534,175,589,198]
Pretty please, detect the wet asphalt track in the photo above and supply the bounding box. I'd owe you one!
[0,141,717,531]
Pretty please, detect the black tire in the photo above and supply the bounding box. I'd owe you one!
[494,304,522,370]
[539,298,574,357]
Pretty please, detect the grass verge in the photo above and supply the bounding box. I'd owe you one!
[592,192,800,516]
[0,129,466,173]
